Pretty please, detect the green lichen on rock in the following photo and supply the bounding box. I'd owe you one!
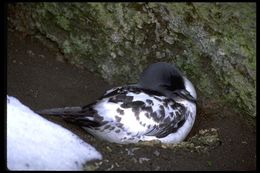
[7,2,256,121]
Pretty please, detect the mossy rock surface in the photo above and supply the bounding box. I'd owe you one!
[8,2,256,121]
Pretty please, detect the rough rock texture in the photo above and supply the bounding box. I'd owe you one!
[7,3,256,122]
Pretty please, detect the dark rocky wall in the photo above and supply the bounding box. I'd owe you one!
[7,2,256,122]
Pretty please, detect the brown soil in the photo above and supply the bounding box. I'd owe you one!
[7,29,256,171]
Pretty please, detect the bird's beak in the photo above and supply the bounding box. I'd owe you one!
[172,90,197,103]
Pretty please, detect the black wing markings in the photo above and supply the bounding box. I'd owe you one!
[144,102,187,138]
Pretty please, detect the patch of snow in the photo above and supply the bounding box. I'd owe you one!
[7,96,102,171]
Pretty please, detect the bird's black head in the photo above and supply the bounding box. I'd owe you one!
[138,62,197,102]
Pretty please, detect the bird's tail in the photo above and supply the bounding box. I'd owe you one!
[36,106,100,127]
[36,107,82,116]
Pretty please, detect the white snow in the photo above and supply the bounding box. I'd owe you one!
[7,96,102,171]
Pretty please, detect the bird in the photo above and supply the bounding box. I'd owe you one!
[36,62,197,144]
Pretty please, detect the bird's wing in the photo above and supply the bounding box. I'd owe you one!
[102,86,189,138]
[100,86,189,137]
[143,102,187,138]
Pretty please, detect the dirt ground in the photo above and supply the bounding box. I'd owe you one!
[7,29,256,171]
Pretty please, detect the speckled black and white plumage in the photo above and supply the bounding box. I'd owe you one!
[37,62,197,144]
